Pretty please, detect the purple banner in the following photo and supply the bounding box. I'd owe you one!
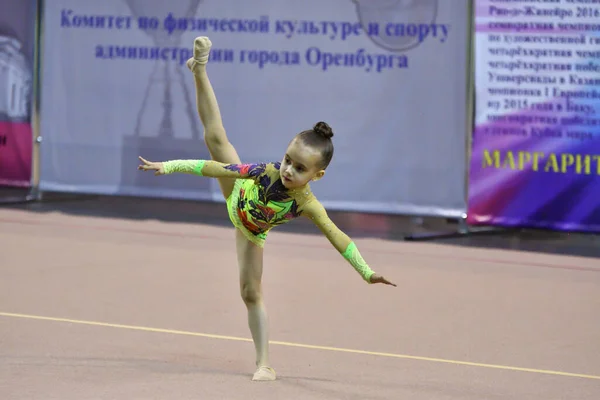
[467,0,600,232]
[0,0,36,187]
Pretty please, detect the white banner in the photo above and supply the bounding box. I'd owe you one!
[39,0,469,217]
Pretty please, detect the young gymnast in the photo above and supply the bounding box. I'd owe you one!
[138,36,396,382]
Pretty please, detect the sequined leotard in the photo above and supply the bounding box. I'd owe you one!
[162,159,375,283]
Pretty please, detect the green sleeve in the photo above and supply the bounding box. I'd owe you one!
[163,160,205,175]
[342,242,375,283]
[162,160,268,179]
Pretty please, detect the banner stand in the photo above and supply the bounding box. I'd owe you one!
[10,0,485,234]
[403,215,512,242]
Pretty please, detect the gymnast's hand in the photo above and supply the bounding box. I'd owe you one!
[369,273,397,287]
[137,156,165,175]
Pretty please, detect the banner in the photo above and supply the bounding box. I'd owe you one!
[468,1,600,231]
[0,0,36,187]
[39,0,469,217]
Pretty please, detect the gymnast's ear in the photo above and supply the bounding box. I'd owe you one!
[312,170,325,181]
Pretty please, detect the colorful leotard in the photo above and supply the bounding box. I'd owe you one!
[224,162,306,246]
[162,159,376,283]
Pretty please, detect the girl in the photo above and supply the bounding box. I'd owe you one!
[138,36,396,382]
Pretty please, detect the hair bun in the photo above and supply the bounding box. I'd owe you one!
[313,121,334,139]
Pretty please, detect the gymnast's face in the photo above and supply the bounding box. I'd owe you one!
[280,138,326,189]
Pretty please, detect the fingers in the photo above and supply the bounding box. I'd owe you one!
[139,156,154,163]
[137,156,156,171]
[371,274,397,287]
[138,156,147,170]
[138,163,154,171]
[137,156,164,177]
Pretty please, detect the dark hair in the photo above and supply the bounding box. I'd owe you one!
[296,121,335,169]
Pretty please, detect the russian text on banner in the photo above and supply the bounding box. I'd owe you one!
[467,0,600,232]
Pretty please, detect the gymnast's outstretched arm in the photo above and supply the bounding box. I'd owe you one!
[137,157,267,180]
[302,199,396,286]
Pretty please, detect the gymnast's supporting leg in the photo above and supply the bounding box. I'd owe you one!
[186,36,241,199]
[236,229,276,381]
[235,212,275,382]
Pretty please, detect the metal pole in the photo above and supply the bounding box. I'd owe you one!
[29,0,43,200]
[461,0,475,233]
